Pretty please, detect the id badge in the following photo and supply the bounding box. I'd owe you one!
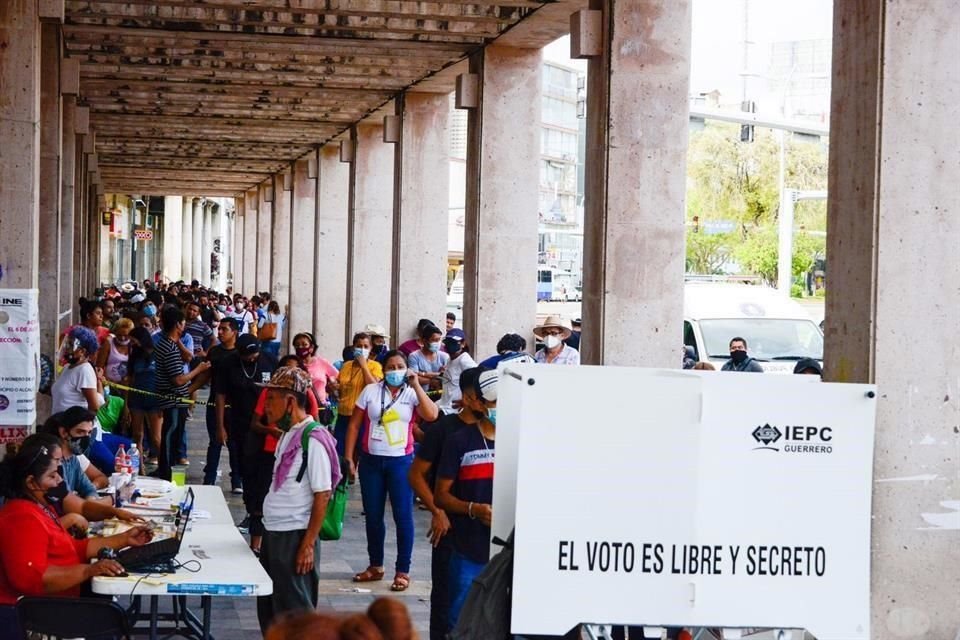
[381,408,405,446]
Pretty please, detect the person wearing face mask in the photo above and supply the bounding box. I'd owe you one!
[362,324,391,364]
[533,315,580,365]
[436,329,477,416]
[257,367,340,634]
[335,332,383,456]
[292,332,339,408]
[231,296,257,335]
[435,368,498,629]
[721,337,765,373]
[245,355,322,556]
[52,326,105,415]
[126,327,163,468]
[0,437,154,639]
[95,317,134,385]
[408,325,450,390]
[344,351,439,593]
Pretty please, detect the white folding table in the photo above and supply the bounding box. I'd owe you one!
[92,485,272,640]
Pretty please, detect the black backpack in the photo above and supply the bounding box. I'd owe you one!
[449,531,514,640]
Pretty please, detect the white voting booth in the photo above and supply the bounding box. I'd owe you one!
[492,365,876,639]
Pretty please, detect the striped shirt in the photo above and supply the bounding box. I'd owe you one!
[154,334,188,409]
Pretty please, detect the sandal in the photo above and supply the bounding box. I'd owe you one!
[353,567,385,583]
[390,573,410,592]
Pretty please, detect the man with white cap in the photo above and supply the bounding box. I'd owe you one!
[533,315,581,365]
[363,323,390,365]
[435,367,498,629]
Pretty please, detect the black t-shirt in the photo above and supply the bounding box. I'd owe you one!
[218,352,277,430]
[437,425,495,564]
[417,412,471,490]
[207,344,236,396]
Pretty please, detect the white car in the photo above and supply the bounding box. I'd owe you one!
[683,283,824,374]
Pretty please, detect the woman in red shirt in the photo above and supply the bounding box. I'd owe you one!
[0,437,153,639]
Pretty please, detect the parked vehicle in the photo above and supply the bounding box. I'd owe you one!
[683,283,824,374]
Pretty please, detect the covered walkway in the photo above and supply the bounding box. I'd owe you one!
[1,0,958,637]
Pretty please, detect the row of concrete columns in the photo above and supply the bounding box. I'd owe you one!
[163,196,225,288]
[0,4,104,421]
[1,1,957,634]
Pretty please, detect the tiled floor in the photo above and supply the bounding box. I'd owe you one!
[126,401,434,639]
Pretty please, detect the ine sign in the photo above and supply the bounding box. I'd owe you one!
[494,365,876,639]
[0,289,40,430]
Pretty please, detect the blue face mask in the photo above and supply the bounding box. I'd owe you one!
[486,408,497,426]
[428,342,441,353]
[354,347,370,359]
[143,304,156,317]
[385,369,407,387]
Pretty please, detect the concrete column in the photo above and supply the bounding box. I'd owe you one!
[390,92,450,343]
[233,199,245,295]
[209,202,221,290]
[825,2,960,637]
[38,24,62,376]
[256,181,273,295]
[243,189,258,296]
[191,197,203,284]
[347,123,394,337]
[463,45,541,359]
[316,145,350,356]
[270,170,292,307]
[289,156,316,350]
[181,197,194,281]
[162,196,183,282]
[73,136,86,306]
[0,0,41,289]
[60,97,76,332]
[201,200,213,286]
[580,0,691,367]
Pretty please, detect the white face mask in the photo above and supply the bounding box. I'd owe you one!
[544,335,562,350]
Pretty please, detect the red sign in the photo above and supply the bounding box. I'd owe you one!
[134,229,154,241]
[0,426,29,444]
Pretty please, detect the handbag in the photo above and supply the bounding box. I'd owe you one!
[259,321,277,341]
[295,423,349,541]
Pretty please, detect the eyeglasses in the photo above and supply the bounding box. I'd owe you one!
[541,330,564,337]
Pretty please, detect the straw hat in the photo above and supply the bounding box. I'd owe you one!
[533,315,572,340]
[363,323,389,339]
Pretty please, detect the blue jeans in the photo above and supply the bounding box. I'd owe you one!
[358,453,415,574]
[88,432,134,475]
[448,549,486,628]
[203,404,241,487]
[333,414,350,457]
[158,406,186,480]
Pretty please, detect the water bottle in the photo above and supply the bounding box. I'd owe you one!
[114,444,127,473]
[128,444,141,476]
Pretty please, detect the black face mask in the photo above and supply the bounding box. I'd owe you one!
[68,435,91,456]
[371,344,386,356]
[44,479,69,505]
[730,350,748,364]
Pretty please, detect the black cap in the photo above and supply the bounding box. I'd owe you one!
[237,333,260,356]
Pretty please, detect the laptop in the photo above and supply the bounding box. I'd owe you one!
[118,488,195,571]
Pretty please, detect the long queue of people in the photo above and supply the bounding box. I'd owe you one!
[0,276,591,639]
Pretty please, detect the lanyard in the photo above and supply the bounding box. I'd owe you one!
[379,382,405,426]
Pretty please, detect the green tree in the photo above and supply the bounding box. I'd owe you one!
[685,122,829,281]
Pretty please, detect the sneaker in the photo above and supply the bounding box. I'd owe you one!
[237,516,250,533]
[177,458,190,466]
[231,486,243,495]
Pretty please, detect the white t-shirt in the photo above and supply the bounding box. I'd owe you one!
[437,353,478,415]
[263,418,333,532]
[232,310,255,334]
[355,382,420,457]
[52,362,98,414]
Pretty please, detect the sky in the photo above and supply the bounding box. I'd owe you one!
[543,0,834,106]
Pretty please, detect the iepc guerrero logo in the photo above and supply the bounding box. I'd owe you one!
[752,423,782,451]
[0,395,9,412]
[752,423,834,454]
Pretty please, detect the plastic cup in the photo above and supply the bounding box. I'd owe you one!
[171,465,187,487]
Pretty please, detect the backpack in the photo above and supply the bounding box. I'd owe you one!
[296,422,349,541]
[449,531,514,640]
